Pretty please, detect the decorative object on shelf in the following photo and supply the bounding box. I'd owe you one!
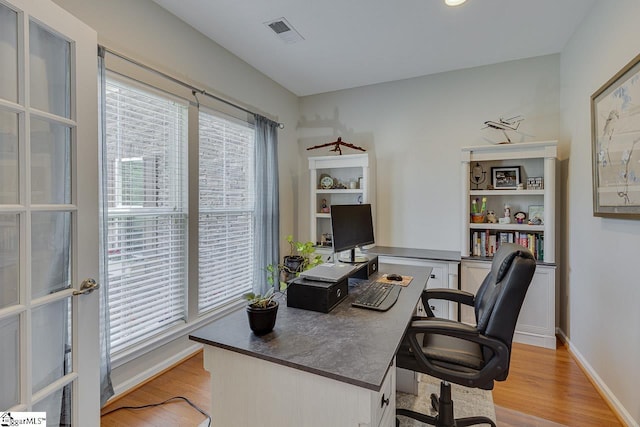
[471,197,487,223]
[306,137,366,155]
[591,52,640,218]
[517,183,524,190]
[320,198,330,213]
[486,210,497,223]
[492,166,520,189]
[470,162,487,189]
[527,176,544,189]
[320,233,332,247]
[514,211,527,224]
[320,175,334,189]
[528,205,544,224]
[481,115,524,144]
[500,204,512,224]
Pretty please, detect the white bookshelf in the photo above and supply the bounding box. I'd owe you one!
[308,154,370,261]
[460,141,558,349]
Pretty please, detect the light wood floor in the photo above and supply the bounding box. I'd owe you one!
[101,339,622,426]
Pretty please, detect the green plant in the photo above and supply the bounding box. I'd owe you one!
[243,287,275,309]
[264,235,324,291]
[283,234,323,272]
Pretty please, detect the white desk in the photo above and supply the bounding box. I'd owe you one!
[190,263,430,427]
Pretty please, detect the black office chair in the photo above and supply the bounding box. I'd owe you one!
[396,243,536,427]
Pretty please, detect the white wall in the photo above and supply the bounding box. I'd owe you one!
[298,55,560,250]
[561,0,640,424]
[52,0,300,397]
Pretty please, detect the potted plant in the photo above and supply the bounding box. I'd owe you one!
[244,286,278,335]
[280,235,323,283]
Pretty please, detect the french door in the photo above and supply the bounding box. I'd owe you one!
[0,0,99,425]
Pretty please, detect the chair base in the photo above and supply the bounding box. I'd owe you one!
[396,381,496,427]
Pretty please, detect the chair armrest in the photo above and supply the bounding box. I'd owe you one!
[403,318,509,387]
[421,288,475,317]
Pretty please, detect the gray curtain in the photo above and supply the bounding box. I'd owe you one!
[254,115,280,294]
[98,45,115,406]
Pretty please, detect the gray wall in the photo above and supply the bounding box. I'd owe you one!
[299,54,561,250]
[561,0,640,424]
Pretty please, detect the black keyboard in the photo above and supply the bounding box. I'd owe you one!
[352,281,401,311]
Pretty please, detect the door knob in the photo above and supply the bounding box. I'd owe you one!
[73,278,99,296]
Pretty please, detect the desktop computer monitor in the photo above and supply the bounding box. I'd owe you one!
[330,204,374,263]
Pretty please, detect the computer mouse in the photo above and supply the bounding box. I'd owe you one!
[386,273,403,281]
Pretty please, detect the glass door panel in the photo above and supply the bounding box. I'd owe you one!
[0,315,20,410]
[29,21,70,118]
[0,213,19,309]
[0,110,19,204]
[31,212,71,298]
[31,298,71,392]
[0,3,18,102]
[30,118,71,204]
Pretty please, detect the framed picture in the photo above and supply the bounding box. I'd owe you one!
[591,52,640,218]
[491,166,520,189]
[528,205,544,224]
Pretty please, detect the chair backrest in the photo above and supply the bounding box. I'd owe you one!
[474,243,536,349]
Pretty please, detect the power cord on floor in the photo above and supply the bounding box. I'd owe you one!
[101,395,211,427]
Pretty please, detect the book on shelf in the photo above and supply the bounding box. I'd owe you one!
[470,229,543,260]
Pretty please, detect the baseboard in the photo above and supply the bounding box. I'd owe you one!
[556,330,637,427]
[105,342,203,406]
[513,330,556,349]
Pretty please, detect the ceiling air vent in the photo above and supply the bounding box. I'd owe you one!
[264,17,304,44]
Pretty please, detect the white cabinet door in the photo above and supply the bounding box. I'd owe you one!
[461,260,556,349]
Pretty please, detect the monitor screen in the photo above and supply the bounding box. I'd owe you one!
[330,204,374,263]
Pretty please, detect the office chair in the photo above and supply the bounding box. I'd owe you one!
[396,243,536,427]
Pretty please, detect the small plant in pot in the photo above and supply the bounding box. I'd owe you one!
[244,287,278,335]
[280,235,323,283]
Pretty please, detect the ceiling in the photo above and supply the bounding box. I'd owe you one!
[152,0,596,97]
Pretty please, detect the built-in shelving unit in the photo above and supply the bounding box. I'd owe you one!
[460,141,558,349]
[308,154,370,261]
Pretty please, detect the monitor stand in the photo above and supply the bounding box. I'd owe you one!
[339,248,368,264]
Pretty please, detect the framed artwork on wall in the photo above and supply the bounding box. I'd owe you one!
[591,52,640,218]
[491,166,520,189]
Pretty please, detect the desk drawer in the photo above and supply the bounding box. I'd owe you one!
[373,361,395,426]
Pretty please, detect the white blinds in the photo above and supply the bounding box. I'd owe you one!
[105,76,188,354]
[198,110,255,312]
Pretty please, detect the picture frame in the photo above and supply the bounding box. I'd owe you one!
[491,166,520,189]
[591,52,640,218]
[528,205,544,223]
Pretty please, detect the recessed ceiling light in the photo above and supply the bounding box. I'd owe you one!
[445,0,467,6]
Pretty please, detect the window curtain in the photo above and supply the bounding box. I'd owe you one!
[98,45,115,406]
[254,115,280,294]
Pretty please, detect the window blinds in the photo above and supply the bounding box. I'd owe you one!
[198,110,255,313]
[105,77,188,354]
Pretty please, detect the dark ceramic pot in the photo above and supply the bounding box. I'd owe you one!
[246,300,278,335]
[282,255,304,282]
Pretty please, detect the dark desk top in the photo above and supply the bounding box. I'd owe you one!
[365,246,461,263]
[189,263,431,392]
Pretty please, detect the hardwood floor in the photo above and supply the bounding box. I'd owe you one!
[493,340,623,426]
[101,339,623,426]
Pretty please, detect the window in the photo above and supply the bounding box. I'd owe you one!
[105,76,188,354]
[198,110,255,312]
